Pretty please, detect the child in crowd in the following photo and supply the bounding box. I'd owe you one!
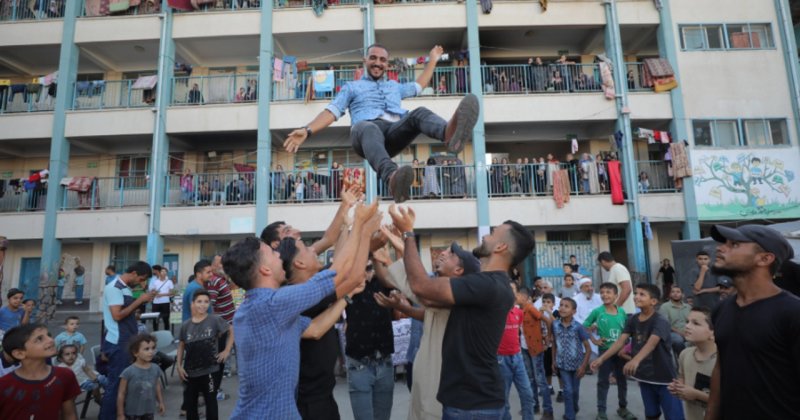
[592,283,684,420]
[520,285,554,418]
[560,273,578,298]
[639,171,650,193]
[118,334,165,420]
[56,343,104,403]
[551,297,591,420]
[583,283,635,420]
[0,324,81,418]
[0,288,31,335]
[22,299,35,313]
[55,316,88,354]
[668,307,717,420]
[295,178,305,203]
[177,290,234,420]
[540,293,559,399]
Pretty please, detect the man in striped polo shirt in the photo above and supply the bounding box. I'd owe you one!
[208,254,236,399]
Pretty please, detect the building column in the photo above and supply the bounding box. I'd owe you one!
[604,0,646,276]
[255,0,275,235]
[40,0,81,299]
[656,0,699,240]
[465,0,490,239]
[774,0,800,143]
[361,0,378,203]
[146,1,175,265]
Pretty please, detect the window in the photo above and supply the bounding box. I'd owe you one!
[680,23,773,50]
[680,25,723,50]
[545,230,591,242]
[110,242,140,273]
[169,153,184,175]
[116,155,149,189]
[744,119,788,146]
[200,240,230,261]
[694,119,789,147]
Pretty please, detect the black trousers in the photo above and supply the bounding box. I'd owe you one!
[184,373,218,420]
[297,394,340,420]
[151,303,170,331]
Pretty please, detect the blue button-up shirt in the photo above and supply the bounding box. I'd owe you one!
[326,75,421,124]
[231,269,336,419]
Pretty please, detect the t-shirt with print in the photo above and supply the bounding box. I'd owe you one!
[552,319,590,371]
[0,366,81,419]
[583,305,627,352]
[120,363,162,416]
[624,312,675,384]
[0,306,24,332]
[677,347,716,420]
[55,331,87,351]
[497,306,523,356]
[345,278,394,360]
[102,278,132,345]
[438,271,515,410]
[179,314,229,377]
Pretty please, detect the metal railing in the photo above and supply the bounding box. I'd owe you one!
[272,0,359,9]
[625,62,650,92]
[172,73,258,105]
[0,182,48,212]
[485,162,610,196]
[272,68,357,101]
[482,63,603,94]
[71,80,154,110]
[636,160,677,193]
[0,86,56,114]
[80,0,161,17]
[60,177,150,210]
[165,172,256,206]
[172,0,260,12]
[0,0,64,21]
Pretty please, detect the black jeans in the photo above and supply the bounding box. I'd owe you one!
[184,373,218,420]
[350,107,447,182]
[151,303,170,331]
[297,394,340,420]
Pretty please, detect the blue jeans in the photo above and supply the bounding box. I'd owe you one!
[639,382,684,420]
[530,352,553,414]
[99,340,129,420]
[559,370,581,420]
[442,406,504,420]
[597,354,628,413]
[75,284,84,302]
[56,285,64,301]
[346,356,394,420]
[498,353,534,420]
[520,350,537,408]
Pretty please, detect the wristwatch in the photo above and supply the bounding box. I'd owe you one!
[344,295,354,305]
[303,126,313,137]
[402,231,415,239]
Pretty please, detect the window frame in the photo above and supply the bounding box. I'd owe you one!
[679,23,775,51]
[115,155,150,190]
[693,118,791,147]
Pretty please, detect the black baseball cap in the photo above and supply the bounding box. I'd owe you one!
[710,224,795,266]
[451,242,481,275]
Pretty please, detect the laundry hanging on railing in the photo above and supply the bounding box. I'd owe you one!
[635,128,671,144]
[642,58,678,92]
[132,75,158,90]
[313,70,335,94]
[669,142,692,180]
[75,80,106,97]
[61,177,96,192]
[607,160,624,205]
[552,169,571,208]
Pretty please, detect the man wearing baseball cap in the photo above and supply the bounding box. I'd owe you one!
[706,224,800,420]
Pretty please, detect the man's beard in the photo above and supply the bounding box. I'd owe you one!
[473,242,491,259]
[582,290,593,299]
[711,264,742,278]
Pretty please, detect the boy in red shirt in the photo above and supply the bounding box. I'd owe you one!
[0,323,81,419]
[498,282,536,420]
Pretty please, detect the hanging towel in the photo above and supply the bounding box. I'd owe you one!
[599,62,615,100]
[109,0,130,12]
[643,216,653,240]
[132,75,158,89]
[669,142,692,179]
[570,138,579,154]
[552,169,571,208]
[637,128,655,144]
[608,160,624,205]
[273,57,284,82]
[62,177,95,192]
[588,160,601,194]
[655,131,671,143]
[43,71,58,86]
[614,130,623,151]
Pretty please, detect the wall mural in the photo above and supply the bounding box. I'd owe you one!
[691,149,800,220]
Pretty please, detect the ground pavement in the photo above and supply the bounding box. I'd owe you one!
[48,311,646,420]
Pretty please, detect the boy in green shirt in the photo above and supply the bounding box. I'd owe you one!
[583,282,635,420]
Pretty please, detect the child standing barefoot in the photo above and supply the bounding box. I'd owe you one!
[117,334,165,420]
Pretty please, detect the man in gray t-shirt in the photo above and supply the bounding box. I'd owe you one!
[686,251,722,310]
[119,363,162,417]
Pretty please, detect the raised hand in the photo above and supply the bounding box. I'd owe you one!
[370,229,389,253]
[429,45,444,62]
[341,186,363,208]
[354,201,379,223]
[372,247,392,266]
[388,204,416,233]
[283,128,308,154]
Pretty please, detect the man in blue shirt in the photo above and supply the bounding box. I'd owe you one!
[283,44,479,203]
[223,201,380,419]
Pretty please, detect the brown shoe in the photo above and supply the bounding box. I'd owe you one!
[444,93,479,154]
[388,166,413,203]
[540,412,555,420]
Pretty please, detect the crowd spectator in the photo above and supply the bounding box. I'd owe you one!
[422,157,440,197]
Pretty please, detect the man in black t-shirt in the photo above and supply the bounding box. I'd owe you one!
[389,205,535,418]
[706,224,800,420]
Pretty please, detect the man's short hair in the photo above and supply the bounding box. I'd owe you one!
[696,250,710,257]
[561,297,577,310]
[597,252,615,263]
[128,334,155,358]
[222,237,263,290]
[260,221,285,246]
[124,261,152,279]
[106,265,116,272]
[503,220,535,268]
[151,265,162,272]
[636,283,661,300]
[365,43,389,56]
[277,238,300,281]
[193,259,212,276]
[690,306,713,330]
[65,316,80,324]
[569,254,577,259]
[599,282,618,294]
[6,288,23,299]
[542,293,555,302]
[192,289,210,302]
[2,323,46,361]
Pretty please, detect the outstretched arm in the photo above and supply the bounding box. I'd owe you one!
[284,110,337,153]
[311,187,361,254]
[416,45,444,89]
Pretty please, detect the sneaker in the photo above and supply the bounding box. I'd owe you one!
[534,406,540,414]
[617,407,637,420]
[595,413,608,420]
[444,93,479,154]
[556,391,564,402]
[540,412,554,420]
[388,165,414,203]
[216,391,229,401]
[549,386,555,395]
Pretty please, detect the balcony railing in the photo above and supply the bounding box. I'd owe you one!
[0,0,64,21]
[71,80,154,110]
[80,0,161,17]
[625,62,650,92]
[482,63,604,94]
[0,85,56,114]
[272,68,358,102]
[60,177,150,210]
[272,0,359,9]
[636,160,677,193]
[172,73,258,106]
[173,0,260,12]
[0,182,48,212]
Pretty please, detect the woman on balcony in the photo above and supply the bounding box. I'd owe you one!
[180,168,194,205]
[422,157,441,198]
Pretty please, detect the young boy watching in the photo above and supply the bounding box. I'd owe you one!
[0,323,81,419]
[55,316,88,354]
[0,288,32,334]
[551,297,591,420]
[591,283,684,420]
[583,282,635,420]
[668,307,717,420]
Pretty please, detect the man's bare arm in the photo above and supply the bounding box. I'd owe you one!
[705,357,721,420]
[416,45,444,89]
[616,280,632,308]
[311,188,359,254]
[303,299,348,340]
[284,110,337,153]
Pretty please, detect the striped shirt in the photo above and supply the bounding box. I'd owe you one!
[207,275,236,323]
